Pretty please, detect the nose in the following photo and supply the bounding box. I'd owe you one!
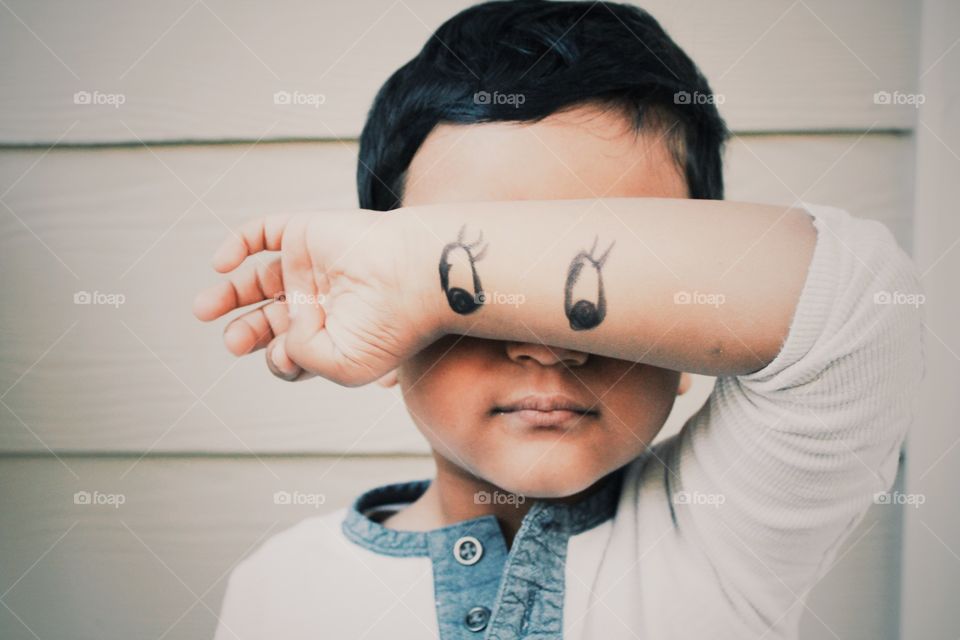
[505,341,589,367]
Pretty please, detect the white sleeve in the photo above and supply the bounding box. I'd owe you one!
[659,202,925,613]
[213,557,263,640]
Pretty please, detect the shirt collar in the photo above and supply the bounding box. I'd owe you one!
[341,465,627,557]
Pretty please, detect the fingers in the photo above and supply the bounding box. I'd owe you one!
[266,334,316,382]
[210,213,293,273]
[193,257,284,322]
[198,212,327,380]
[222,297,290,356]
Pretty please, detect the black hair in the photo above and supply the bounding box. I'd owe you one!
[357,0,728,210]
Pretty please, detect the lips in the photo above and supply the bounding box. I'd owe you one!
[492,393,598,428]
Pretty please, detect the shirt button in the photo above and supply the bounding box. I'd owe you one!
[464,605,491,632]
[453,535,483,565]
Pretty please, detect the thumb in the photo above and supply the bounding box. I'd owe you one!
[283,281,337,379]
[279,214,336,379]
[266,334,315,382]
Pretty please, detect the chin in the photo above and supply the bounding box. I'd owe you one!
[484,454,607,499]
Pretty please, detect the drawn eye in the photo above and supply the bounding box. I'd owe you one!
[566,257,602,330]
[439,226,487,315]
[564,237,614,331]
[442,246,481,313]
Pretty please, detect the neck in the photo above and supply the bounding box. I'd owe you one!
[387,452,610,547]
[432,455,530,545]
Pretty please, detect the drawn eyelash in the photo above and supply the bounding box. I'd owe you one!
[564,236,614,331]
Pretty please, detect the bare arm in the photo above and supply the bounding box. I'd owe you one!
[409,198,817,376]
[195,197,817,385]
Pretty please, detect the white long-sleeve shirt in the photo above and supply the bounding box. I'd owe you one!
[214,202,924,640]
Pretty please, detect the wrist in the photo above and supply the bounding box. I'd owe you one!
[395,207,450,343]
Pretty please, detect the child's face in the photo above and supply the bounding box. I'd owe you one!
[391,104,691,498]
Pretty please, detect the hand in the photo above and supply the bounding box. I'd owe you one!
[192,210,442,386]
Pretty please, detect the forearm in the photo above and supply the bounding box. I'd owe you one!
[405,198,817,376]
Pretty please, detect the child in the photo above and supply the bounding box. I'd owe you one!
[194,2,924,638]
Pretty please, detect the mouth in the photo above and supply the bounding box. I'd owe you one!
[491,394,599,428]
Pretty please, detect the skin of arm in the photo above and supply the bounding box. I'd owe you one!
[406,197,817,377]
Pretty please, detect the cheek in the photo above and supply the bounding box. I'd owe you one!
[398,339,496,451]
[597,364,680,443]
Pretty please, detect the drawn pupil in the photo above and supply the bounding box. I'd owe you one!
[447,287,480,314]
[569,299,600,330]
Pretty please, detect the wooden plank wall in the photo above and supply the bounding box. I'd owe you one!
[901,0,960,636]
[0,1,923,639]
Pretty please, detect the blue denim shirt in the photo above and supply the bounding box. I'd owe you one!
[341,466,626,639]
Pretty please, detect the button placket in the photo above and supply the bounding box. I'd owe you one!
[428,518,506,640]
